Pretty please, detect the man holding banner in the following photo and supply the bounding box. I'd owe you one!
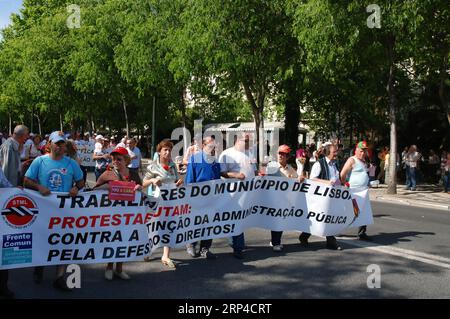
[219,132,256,259]
[298,143,343,251]
[24,131,85,291]
[184,136,220,259]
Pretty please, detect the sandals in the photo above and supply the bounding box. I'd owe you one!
[161,258,176,269]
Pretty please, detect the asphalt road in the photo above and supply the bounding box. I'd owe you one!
[7,200,450,299]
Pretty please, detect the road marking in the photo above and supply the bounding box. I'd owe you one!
[379,216,403,222]
[340,239,450,269]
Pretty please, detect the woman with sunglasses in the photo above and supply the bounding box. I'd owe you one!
[93,146,143,281]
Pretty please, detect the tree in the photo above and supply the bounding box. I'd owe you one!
[169,0,297,164]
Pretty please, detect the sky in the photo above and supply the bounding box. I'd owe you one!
[0,0,23,29]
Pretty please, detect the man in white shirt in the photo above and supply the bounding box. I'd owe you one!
[299,143,343,251]
[127,137,142,175]
[405,145,421,191]
[218,132,255,259]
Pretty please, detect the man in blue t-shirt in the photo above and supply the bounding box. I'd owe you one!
[24,131,84,292]
[184,136,220,260]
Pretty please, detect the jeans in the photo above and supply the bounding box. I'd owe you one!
[444,172,450,192]
[406,167,417,189]
[271,231,283,246]
[232,233,245,253]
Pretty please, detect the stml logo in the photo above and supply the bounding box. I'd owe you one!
[1,196,39,229]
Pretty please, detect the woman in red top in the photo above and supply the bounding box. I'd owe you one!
[94,146,142,281]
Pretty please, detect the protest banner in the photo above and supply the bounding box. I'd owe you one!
[0,189,158,270]
[76,141,95,167]
[145,176,373,249]
[0,177,373,269]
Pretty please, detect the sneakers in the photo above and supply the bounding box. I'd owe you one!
[270,242,283,252]
[53,276,72,292]
[200,248,217,260]
[358,233,372,241]
[114,271,131,280]
[233,251,244,259]
[186,245,198,258]
[272,245,283,252]
[105,269,114,281]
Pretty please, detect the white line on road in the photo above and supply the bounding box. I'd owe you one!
[340,239,450,270]
[379,216,404,222]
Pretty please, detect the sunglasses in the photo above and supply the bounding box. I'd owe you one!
[278,152,289,156]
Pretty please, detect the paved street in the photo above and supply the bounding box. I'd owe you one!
[7,198,450,299]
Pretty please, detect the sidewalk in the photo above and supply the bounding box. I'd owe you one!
[369,184,450,210]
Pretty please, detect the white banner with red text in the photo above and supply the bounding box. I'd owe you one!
[0,189,158,270]
[0,177,373,269]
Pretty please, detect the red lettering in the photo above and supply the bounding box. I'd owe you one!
[48,217,61,229]
[75,216,88,228]
[123,213,134,224]
[90,215,101,227]
[100,214,111,227]
[112,214,122,226]
[164,207,172,217]
[133,214,143,225]
[62,217,75,229]
[181,204,190,215]
[144,213,152,224]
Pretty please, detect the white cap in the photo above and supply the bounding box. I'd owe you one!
[95,135,104,140]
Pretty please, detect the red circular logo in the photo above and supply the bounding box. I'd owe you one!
[2,195,38,228]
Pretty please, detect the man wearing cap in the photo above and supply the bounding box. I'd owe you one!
[298,143,343,250]
[340,141,372,241]
[266,145,298,252]
[24,131,85,291]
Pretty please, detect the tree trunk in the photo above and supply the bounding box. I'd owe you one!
[30,106,34,133]
[180,88,187,128]
[8,110,12,135]
[386,34,397,195]
[283,79,300,150]
[59,112,63,132]
[243,81,265,167]
[34,114,42,136]
[438,48,449,126]
[122,94,130,138]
